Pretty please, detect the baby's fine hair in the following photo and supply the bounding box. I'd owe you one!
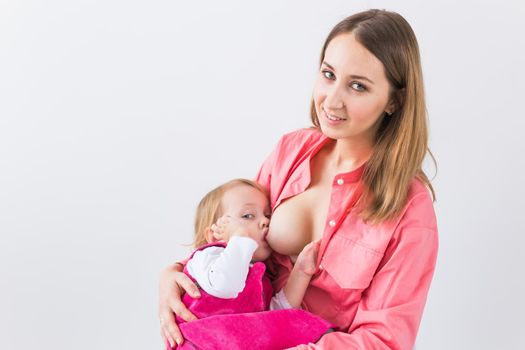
[193,179,269,248]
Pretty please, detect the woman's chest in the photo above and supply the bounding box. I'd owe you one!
[267,183,331,257]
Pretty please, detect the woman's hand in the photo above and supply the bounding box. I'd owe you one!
[158,264,201,348]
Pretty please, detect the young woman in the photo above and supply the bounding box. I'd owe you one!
[159,9,438,349]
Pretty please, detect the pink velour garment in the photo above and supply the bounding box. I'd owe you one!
[174,242,334,350]
[178,242,273,321]
[178,310,333,350]
[256,128,439,349]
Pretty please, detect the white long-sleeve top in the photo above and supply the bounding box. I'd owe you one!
[186,236,292,309]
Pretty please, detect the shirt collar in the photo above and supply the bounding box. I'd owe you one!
[310,132,367,185]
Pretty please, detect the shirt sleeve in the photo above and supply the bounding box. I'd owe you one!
[186,236,258,299]
[287,192,439,350]
[269,289,294,310]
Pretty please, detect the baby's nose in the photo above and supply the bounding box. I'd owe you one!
[259,217,269,228]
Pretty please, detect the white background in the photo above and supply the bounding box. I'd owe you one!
[1,1,524,349]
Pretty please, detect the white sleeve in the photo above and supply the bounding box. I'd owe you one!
[186,236,258,298]
[269,289,294,310]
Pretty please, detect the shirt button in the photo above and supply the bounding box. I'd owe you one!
[337,178,344,185]
[328,220,336,227]
[319,264,324,270]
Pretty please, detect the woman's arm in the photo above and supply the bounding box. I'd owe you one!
[158,263,200,348]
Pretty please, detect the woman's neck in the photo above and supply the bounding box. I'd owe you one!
[328,137,374,173]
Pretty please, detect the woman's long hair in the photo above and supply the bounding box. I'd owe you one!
[310,9,437,224]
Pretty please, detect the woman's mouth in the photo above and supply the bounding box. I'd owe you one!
[323,108,347,124]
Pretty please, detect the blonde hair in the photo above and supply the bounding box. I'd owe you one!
[193,179,269,248]
[310,9,437,224]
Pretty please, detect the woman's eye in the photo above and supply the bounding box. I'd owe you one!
[241,213,255,219]
[322,70,335,80]
[350,82,366,91]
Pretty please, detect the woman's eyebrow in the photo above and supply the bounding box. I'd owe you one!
[322,61,375,85]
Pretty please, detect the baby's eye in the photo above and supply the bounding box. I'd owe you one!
[350,82,366,92]
[241,213,255,219]
[322,70,335,80]
[265,213,271,219]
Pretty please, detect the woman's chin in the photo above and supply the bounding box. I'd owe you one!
[319,122,344,138]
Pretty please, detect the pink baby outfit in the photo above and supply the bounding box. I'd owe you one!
[177,241,273,321]
[174,242,333,350]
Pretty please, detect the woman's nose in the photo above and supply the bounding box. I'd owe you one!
[324,84,345,110]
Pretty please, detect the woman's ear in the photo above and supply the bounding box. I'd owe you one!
[385,98,396,115]
[386,88,405,115]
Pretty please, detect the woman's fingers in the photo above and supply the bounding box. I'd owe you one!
[171,297,198,322]
[177,273,201,299]
[159,297,196,347]
[170,273,199,322]
[159,312,180,348]
[158,295,197,347]
[158,266,200,348]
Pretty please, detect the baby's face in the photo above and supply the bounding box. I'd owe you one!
[220,185,272,261]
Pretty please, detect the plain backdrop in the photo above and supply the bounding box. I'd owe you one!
[1,0,524,349]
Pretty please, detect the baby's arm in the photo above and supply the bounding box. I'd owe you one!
[271,240,320,309]
[186,235,257,298]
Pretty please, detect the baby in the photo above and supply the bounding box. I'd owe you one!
[171,178,331,349]
[186,178,319,310]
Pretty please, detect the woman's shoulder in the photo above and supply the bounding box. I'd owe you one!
[407,177,432,200]
[275,127,324,151]
[281,127,323,140]
[398,177,438,230]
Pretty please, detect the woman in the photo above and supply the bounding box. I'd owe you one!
[159,9,438,349]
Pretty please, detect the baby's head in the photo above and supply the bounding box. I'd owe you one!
[193,179,272,261]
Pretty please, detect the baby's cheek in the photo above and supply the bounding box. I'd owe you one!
[253,247,272,262]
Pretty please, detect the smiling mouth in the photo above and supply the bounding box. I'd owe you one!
[323,108,347,121]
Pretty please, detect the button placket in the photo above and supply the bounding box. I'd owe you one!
[318,177,352,266]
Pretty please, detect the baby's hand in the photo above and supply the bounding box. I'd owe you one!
[294,240,320,276]
[213,215,251,239]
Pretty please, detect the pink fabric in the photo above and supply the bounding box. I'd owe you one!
[256,128,439,349]
[178,309,333,350]
[174,242,334,349]
[178,262,273,322]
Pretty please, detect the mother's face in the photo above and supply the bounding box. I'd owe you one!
[312,32,394,143]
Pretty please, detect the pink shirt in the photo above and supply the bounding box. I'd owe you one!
[256,128,438,350]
